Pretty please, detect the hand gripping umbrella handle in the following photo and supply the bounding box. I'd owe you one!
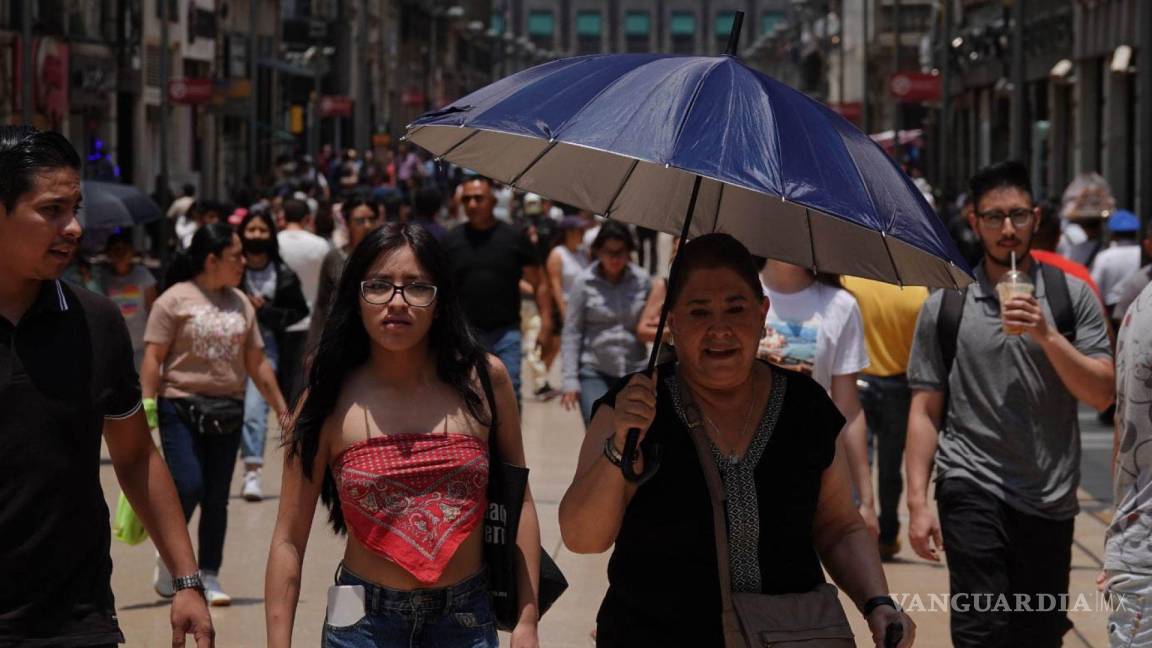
[619,427,661,484]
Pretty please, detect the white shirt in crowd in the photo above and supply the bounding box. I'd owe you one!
[278,228,331,332]
[760,280,869,392]
[1091,241,1143,307]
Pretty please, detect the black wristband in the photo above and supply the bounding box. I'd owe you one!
[862,595,899,616]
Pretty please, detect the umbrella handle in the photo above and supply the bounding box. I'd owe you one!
[620,429,661,484]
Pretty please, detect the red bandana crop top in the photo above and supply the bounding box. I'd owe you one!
[332,433,489,583]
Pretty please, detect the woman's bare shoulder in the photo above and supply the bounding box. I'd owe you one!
[484,353,513,389]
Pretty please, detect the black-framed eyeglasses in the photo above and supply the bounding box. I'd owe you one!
[977,208,1034,229]
[360,279,438,307]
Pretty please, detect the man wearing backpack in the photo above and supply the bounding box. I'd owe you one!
[904,160,1115,648]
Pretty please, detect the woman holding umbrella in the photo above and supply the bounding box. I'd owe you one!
[559,234,914,647]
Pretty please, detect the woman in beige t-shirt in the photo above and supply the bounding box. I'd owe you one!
[140,223,287,606]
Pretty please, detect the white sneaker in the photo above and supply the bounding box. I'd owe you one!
[202,571,232,606]
[242,469,263,502]
[153,554,174,598]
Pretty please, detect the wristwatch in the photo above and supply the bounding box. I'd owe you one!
[862,595,900,616]
[172,572,205,594]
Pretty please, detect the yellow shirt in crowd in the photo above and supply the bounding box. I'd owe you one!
[840,276,929,377]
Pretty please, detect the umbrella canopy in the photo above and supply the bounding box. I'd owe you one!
[407,52,971,289]
[80,181,163,230]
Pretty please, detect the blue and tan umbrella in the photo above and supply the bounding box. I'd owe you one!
[406,14,972,484]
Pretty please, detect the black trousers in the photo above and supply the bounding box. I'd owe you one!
[936,477,1075,648]
[860,374,910,543]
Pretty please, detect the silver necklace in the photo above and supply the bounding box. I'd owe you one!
[697,376,759,464]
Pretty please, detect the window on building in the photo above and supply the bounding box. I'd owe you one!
[68,0,110,40]
[624,11,650,53]
[878,4,933,33]
[670,11,695,55]
[762,11,785,36]
[576,11,602,54]
[490,12,505,35]
[528,10,555,50]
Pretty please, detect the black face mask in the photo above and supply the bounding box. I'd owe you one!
[243,237,274,255]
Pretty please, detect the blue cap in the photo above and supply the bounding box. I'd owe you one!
[1109,209,1139,233]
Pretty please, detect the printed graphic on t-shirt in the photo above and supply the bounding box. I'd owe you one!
[762,314,818,363]
[186,304,248,362]
[107,284,144,318]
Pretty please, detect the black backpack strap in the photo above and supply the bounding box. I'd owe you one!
[1039,263,1077,343]
[937,287,966,379]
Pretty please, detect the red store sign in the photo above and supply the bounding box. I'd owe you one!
[888,72,941,103]
[319,95,353,118]
[168,78,214,104]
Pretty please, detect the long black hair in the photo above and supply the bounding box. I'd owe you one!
[163,222,236,292]
[238,209,282,263]
[287,222,491,534]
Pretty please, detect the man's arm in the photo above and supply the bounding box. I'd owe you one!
[523,265,554,342]
[905,389,945,561]
[546,249,567,321]
[105,412,214,646]
[245,344,288,417]
[830,373,877,537]
[1003,294,1115,410]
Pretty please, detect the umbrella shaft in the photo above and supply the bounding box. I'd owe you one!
[645,174,703,374]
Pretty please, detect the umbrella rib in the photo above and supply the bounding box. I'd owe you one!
[509,139,559,188]
[436,129,482,160]
[603,158,640,216]
[710,182,724,233]
[880,230,906,288]
[805,207,819,273]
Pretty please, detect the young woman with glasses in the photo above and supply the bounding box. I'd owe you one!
[265,223,542,648]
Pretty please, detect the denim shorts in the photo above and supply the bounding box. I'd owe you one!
[321,565,499,648]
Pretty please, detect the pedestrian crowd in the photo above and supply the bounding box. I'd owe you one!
[3,124,1152,648]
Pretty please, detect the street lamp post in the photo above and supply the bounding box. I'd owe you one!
[1010,0,1026,160]
[938,0,952,195]
[159,0,171,266]
[21,0,32,124]
[249,0,259,184]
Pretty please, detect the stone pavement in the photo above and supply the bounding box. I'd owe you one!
[102,387,1114,647]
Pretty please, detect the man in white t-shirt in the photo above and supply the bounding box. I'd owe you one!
[276,198,330,400]
[1091,210,1143,314]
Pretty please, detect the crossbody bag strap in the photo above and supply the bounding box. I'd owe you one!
[681,384,746,648]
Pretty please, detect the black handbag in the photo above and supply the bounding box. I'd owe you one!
[477,365,568,631]
[170,396,244,436]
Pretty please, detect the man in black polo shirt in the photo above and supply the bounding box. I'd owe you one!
[442,176,553,402]
[0,126,213,647]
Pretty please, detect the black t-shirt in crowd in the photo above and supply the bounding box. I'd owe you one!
[0,280,142,647]
[591,362,844,647]
[442,221,538,333]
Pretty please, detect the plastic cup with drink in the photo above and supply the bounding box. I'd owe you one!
[996,252,1034,335]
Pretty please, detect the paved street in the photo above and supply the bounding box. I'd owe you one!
[102,383,1117,647]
